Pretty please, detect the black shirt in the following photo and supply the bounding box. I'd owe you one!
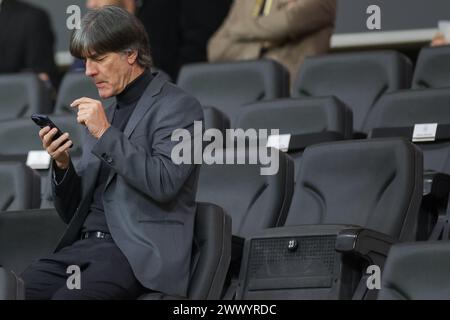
[81,70,153,234]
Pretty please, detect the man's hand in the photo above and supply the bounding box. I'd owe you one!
[39,126,72,170]
[71,97,111,139]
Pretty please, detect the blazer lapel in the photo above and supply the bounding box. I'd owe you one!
[123,72,166,138]
[104,72,166,188]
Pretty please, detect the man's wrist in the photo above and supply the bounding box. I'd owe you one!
[95,124,111,139]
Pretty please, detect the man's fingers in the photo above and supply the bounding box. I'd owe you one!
[71,97,97,108]
[48,132,70,153]
[42,128,58,147]
[51,140,73,159]
[39,126,51,140]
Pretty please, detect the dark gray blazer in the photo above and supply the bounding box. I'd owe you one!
[51,72,204,297]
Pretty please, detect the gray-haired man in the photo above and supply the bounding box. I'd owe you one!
[21,6,203,300]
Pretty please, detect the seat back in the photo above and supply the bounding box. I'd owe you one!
[0,73,52,120]
[202,105,230,134]
[0,209,66,275]
[285,138,423,241]
[54,72,114,114]
[188,203,232,299]
[196,147,295,238]
[292,51,412,133]
[379,241,450,299]
[235,97,353,175]
[412,45,450,89]
[177,60,290,126]
[0,162,40,211]
[365,88,450,174]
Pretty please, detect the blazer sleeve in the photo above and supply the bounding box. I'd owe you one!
[91,94,204,203]
[229,0,336,42]
[51,160,82,224]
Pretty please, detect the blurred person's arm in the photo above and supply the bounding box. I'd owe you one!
[431,32,449,47]
[208,0,254,61]
[231,0,336,42]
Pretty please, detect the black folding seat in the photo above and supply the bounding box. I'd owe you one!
[292,51,412,134]
[364,88,450,240]
[0,162,40,211]
[0,116,85,161]
[378,241,450,300]
[0,116,85,209]
[0,73,52,121]
[0,208,68,300]
[196,148,295,239]
[365,88,450,174]
[54,71,103,115]
[236,138,423,300]
[202,105,230,134]
[177,60,290,126]
[235,97,353,175]
[412,45,450,89]
[140,203,232,300]
[0,204,232,300]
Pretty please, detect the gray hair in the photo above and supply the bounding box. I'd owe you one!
[70,6,152,69]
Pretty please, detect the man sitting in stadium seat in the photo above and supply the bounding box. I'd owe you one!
[21,6,203,300]
[207,0,337,83]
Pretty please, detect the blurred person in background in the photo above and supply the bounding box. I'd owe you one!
[0,0,59,87]
[208,0,337,83]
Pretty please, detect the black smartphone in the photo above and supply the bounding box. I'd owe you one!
[31,114,73,148]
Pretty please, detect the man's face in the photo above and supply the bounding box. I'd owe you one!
[84,52,133,99]
[86,0,122,10]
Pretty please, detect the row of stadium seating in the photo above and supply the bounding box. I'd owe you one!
[1,137,449,299]
[1,45,449,129]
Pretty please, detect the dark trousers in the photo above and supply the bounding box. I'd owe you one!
[21,237,147,300]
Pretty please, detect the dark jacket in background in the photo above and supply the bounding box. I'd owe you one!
[0,0,59,86]
[177,0,233,70]
[136,0,232,81]
[137,0,180,80]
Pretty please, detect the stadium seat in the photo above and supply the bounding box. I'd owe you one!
[177,59,290,126]
[202,105,230,134]
[140,203,232,300]
[235,97,353,175]
[365,88,450,174]
[196,147,295,239]
[0,162,41,211]
[54,69,170,115]
[236,138,423,300]
[412,45,450,89]
[0,209,66,276]
[292,51,413,134]
[0,73,52,121]
[365,88,450,240]
[378,241,450,299]
[0,115,85,160]
[54,71,103,114]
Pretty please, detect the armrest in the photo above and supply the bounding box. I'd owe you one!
[423,171,450,199]
[0,267,25,300]
[335,228,396,268]
[230,235,245,277]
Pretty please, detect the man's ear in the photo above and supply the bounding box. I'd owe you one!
[127,50,139,65]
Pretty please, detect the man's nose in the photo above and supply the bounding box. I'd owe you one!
[85,60,98,77]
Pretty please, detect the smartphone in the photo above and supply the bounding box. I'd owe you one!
[31,114,73,148]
